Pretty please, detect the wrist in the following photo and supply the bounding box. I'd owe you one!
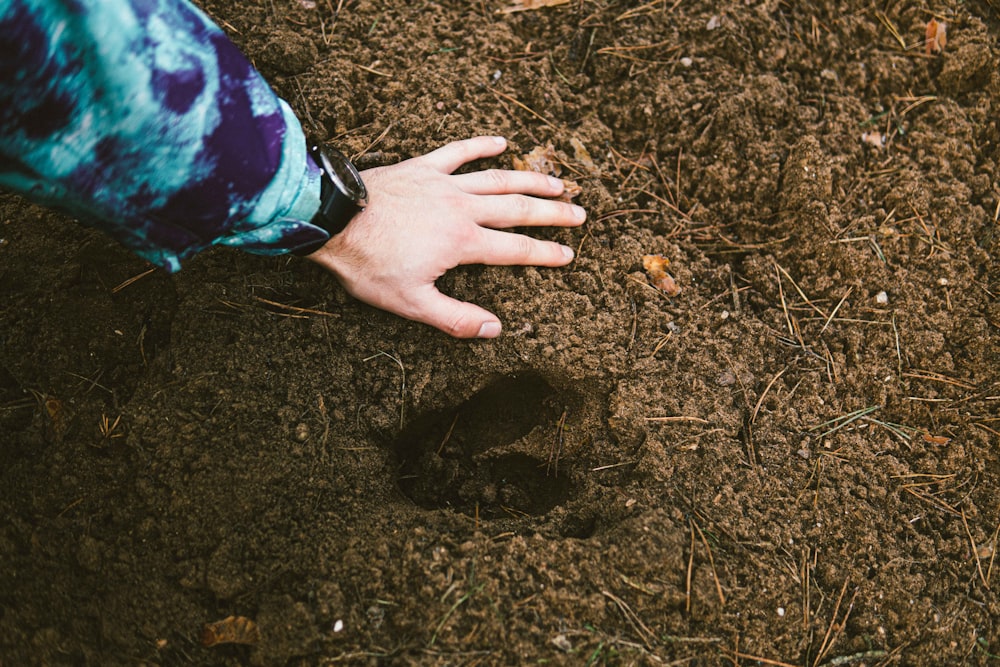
[292,145,368,256]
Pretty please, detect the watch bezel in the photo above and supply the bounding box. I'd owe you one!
[310,144,368,208]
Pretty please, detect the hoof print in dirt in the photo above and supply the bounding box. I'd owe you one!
[393,372,574,520]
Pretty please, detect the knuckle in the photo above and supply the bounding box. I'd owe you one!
[444,310,473,337]
[454,222,480,247]
[510,194,532,220]
[484,168,508,190]
[513,234,534,259]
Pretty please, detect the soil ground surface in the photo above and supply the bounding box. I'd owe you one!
[2,0,1000,665]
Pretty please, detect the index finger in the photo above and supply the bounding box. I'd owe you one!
[463,227,575,267]
[419,136,509,173]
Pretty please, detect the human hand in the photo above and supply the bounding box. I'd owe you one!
[305,136,586,338]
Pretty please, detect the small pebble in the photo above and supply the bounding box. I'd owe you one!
[552,634,573,652]
[294,423,310,442]
[875,291,889,305]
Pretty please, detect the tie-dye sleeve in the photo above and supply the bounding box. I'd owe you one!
[0,0,329,272]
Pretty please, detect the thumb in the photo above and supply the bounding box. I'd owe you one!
[409,287,502,339]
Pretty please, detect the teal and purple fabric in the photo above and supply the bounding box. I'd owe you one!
[0,0,327,271]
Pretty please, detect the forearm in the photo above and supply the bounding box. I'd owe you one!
[0,0,325,271]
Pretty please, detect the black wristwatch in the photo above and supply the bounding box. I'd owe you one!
[293,144,368,255]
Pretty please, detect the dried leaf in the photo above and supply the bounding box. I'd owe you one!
[512,144,581,201]
[512,143,561,176]
[925,19,947,55]
[201,615,260,647]
[642,255,681,296]
[499,0,571,14]
[559,180,583,202]
[569,137,598,175]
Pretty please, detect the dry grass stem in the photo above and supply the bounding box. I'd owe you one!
[819,286,854,335]
[691,518,726,606]
[255,296,336,317]
[801,547,813,629]
[875,12,911,51]
[596,40,681,64]
[901,486,960,515]
[961,507,990,590]
[112,267,156,293]
[489,88,556,128]
[357,123,393,159]
[776,264,794,338]
[590,460,638,471]
[363,351,406,429]
[775,262,828,320]
[602,590,656,648]
[644,415,709,424]
[731,652,799,667]
[897,95,937,116]
[355,62,390,77]
[809,405,880,439]
[615,0,669,22]
[987,521,1000,586]
[813,579,857,666]
[547,409,568,477]
[751,368,787,425]
[891,313,903,376]
[436,412,460,455]
[902,370,976,390]
[685,522,695,614]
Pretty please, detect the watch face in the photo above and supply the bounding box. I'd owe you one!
[312,145,368,206]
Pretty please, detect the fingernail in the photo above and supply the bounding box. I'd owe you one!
[491,136,507,146]
[477,321,502,338]
[548,175,563,190]
[562,245,575,260]
[573,205,587,221]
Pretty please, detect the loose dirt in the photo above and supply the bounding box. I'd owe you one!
[1,1,999,665]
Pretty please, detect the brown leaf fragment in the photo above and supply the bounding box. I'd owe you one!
[642,254,681,296]
[513,144,581,201]
[500,0,571,14]
[569,137,598,175]
[558,179,582,202]
[512,143,561,177]
[925,19,946,55]
[201,615,260,647]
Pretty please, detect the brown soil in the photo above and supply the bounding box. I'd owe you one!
[2,1,999,665]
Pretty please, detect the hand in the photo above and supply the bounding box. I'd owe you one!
[305,136,586,339]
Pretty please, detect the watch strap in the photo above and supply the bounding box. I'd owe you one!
[292,147,365,256]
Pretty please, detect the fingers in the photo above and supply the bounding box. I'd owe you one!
[406,285,503,339]
[452,168,565,197]
[420,136,509,174]
[463,228,575,267]
[471,194,586,229]
[420,138,588,229]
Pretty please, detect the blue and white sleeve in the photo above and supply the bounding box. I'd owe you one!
[0,0,330,271]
